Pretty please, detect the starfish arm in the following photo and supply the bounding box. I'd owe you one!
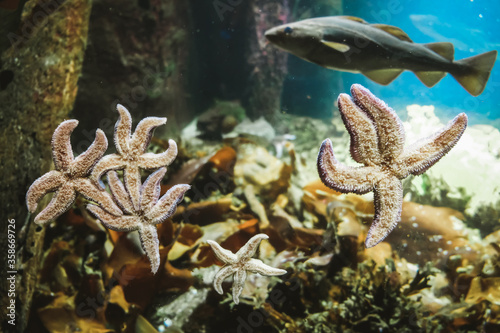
[138,224,161,274]
[245,258,287,276]
[123,166,142,211]
[207,240,238,264]
[130,117,166,153]
[394,113,468,178]
[137,140,178,169]
[350,84,405,162]
[107,171,134,214]
[90,154,126,188]
[140,167,166,212]
[70,129,108,177]
[86,204,138,232]
[365,176,403,248]
[33,183,76,224]
[337,93,381,164]
[146,184,190,224]
[26,170,64,213]
[213,265,238,295]
[235,234,269,260]
[317,139,377,194]
[74,178,122,216]
[114,104,132,155]
[51,120,78,171]
[232,269,247,304]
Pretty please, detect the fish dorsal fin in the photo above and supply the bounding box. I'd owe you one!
[362,69,403,85]
[423,42,454,61]
[321,40,350,52]
[413,71,447,87]
[371,24,413,42]
[338,16,369,24]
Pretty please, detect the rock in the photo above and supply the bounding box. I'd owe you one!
[197,100,245,140]
[403,104,500,214]
[225,116,275,142]
[234,145,291,198]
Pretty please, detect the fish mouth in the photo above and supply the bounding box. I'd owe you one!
[264,27,281,43]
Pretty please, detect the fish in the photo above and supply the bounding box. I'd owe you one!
[264,16,497,96]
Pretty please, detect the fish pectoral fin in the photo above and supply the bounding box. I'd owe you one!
[413,71,447,87]
[321,40,350,52]
[362,69,403,85]
[423,42,454,61]
[371,24,413,42]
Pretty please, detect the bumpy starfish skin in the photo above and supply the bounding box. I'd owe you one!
[317,84,467,248]
[207,234,287,304]
[91,104,178,211]
[26,120,121,224]
[87,168,190,274]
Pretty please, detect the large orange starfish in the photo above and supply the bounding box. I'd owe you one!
[317,84,467,248]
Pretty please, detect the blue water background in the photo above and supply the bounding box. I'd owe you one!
[340,0,500,125]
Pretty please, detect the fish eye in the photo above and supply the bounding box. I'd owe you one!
[284,27,293,35]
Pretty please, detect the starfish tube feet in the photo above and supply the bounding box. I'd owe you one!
[138,223,161,274]
[245,258,287,276]
[317,139,377,194]
[207,240,238,264]
[337,93,381,164]
[365,176,403,248]
[350,84,405,162]
[51,119,79,171]
[26,170,64,213]
[213,265,237,295]
[70,129,108,177]
[146,184,191,224]
[395,113,468,177]
[33,183,76,224]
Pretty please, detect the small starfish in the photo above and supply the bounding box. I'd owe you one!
[207,234,287,304]
[87,167,190,274]
[317,84,467,248]
[26,120,121,224]
[91,104,178,211]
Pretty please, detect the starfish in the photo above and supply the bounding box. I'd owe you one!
[91,104,178,211]
[26,120,121,224]
[87,167,190,274]
[317,84,467,248]
[207,233,287,304]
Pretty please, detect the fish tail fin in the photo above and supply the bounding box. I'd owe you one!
[451,50,497,96]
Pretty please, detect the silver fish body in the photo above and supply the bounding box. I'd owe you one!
[265,16,497,96]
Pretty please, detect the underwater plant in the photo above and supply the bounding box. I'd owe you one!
[26,104,189,273]
[317,84,467,248]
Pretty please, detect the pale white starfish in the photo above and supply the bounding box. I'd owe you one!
[207,234,287,304]
[87,167,190,274]
[26,120,121,224]
[91,104,178,211]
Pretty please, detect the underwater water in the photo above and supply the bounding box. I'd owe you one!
[342,0,500,124]
[1,0,499,332]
